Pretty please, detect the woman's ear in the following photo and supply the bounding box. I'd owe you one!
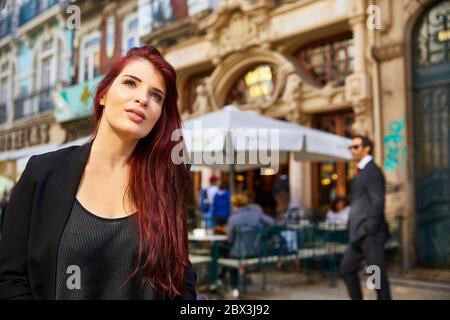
[100,96,105,106]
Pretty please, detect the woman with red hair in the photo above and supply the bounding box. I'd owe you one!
[0,46,196,300]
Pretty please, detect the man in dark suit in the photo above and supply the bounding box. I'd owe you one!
[340,135,392,300]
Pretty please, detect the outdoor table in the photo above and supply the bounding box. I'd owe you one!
[188,234,228,242]
[317,223,348,231]
[188,232,228,286]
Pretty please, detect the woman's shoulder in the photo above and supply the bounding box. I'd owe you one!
[28,144,86,175]
[33,144,82,163]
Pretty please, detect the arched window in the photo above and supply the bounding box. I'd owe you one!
[293,32,354,88]
[79,32,101,82]
[122,14,139,55]
[106,15,116,59]
[34,33,65,90]
[414,1,450,66]
[33,34,61,114]
[40,37,55,89]
[412,0,450,268]
[225,64,275,105]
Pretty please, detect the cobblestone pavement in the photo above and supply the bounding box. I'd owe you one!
[199,270,450,300]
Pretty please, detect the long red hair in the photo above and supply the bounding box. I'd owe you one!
[90,46,191,298]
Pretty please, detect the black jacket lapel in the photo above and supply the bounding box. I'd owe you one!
[46,141,92,299]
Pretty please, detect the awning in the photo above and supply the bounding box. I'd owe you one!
[0,143,60,162]
[0,136,91,176]
[15,136,92,173]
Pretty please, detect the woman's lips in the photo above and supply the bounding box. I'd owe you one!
[125,108,145,123]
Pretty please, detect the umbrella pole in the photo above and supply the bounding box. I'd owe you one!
[229,164,235,194]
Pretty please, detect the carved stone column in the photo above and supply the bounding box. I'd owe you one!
[347,15,373,137]
[350,15,366,73]
[287,113,312,211]
[352,100,373,136]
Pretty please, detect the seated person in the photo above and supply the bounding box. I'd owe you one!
[227,193,275,256]
[275,203,303,225]
[216,192,275,295]
[325,196,350,228]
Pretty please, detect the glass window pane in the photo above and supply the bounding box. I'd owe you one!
[127,37,135,50]
[83,56,89,81]
[228,64,275,104]
[0,78,7,103]
[94,52,100,78]
[85,37,100,49]
[41,57,52,87]
[294,34,354,87]
[128,18,138,30]
[414,1,450,66]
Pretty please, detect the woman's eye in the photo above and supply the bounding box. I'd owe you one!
[123,79,136,88]
[151,92,163,103]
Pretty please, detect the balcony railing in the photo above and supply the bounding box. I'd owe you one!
[0,103,7,124]
[13,86,55,120]
[0,15,12,40]
[18,0,58,27]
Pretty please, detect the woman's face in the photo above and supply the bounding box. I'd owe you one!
[335,200,345,212]
[99,58,166,140]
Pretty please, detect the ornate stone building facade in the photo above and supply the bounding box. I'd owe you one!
[141,0,449,269]
[0,0,448,270]
[0,0,73,182]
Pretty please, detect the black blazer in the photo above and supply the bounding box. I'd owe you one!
[0,141,197,300]
[348,159,389,245]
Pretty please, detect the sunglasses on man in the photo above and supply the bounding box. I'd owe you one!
[348,144,363,150]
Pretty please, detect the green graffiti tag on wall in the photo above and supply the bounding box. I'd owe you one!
[384,119,408,171]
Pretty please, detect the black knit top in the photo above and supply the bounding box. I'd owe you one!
[55,198,153,300]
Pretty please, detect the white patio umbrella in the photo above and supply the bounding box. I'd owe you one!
[181,105,352,192]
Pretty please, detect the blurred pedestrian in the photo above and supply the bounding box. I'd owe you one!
[340,135,391,300]
[198,175,219,229]
[212,180,231,227]
[325,196,350,228]
[274,190,290,223]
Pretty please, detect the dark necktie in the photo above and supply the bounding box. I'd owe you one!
[355,167,362,177]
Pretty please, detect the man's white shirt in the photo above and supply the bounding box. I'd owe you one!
[357,155,373,170]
